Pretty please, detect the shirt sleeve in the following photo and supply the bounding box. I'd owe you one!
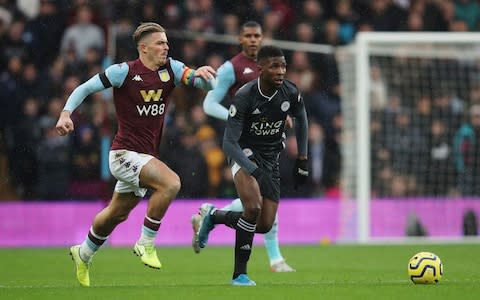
[63,63,129,112]
[105,62,129,87]
[290,92,309,157]
[170,58,216,91]
[203,61,235,121]
[223,90,258,174]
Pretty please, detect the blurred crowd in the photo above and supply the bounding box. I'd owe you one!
[1,0,480,201]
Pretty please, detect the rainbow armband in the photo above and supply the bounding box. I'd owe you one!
[181,67,195,86]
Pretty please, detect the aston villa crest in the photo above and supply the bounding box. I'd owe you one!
[158,69,170,82]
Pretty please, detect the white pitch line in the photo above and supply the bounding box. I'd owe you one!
[2,278,478,289]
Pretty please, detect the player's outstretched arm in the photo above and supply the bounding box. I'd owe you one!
[203,62,235,121]
[56,63,129,136]
[55,76,105,136]
[170,59,217,91]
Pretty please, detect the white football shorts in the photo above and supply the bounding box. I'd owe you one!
[109,149,155,197]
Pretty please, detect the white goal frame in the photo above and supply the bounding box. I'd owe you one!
[348,32,480,243]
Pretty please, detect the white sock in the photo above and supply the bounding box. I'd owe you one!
[222,198,244,212]
[137,215,161,245]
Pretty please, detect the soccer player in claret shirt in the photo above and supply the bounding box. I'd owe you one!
[55,22,216,287]
[191,21,296,273]
[195,45,309,286]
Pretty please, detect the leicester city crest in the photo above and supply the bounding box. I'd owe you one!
[158,69,170,82]
[242,148,253,157]
[281,101,290,112]
[229,104,237,117]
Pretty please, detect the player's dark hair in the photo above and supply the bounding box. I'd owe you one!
[241,21,262,33]
[257,45,284,62]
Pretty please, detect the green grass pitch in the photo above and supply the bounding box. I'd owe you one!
[1,244,479,300]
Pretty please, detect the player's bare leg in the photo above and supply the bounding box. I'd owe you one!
[93,192,141,236]
[230,168,262,286]
[134,158,181,269]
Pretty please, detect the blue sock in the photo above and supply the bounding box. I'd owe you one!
[80,227,108,263]
[264,214,283,265]
[222,198,244,212]
[138,215,161,245]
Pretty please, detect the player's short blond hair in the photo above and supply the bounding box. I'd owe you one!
[133,22,165,46]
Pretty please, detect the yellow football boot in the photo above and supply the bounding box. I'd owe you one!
[69,245,91,287]
[133,242,162,269]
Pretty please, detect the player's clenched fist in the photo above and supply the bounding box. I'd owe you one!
[56,111,74,136]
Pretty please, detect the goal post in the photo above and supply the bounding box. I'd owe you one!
[338,32,480,243]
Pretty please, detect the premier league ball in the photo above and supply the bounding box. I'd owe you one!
[408,252,443,284]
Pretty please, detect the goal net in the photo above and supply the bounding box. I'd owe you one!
[338,33,480,242]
